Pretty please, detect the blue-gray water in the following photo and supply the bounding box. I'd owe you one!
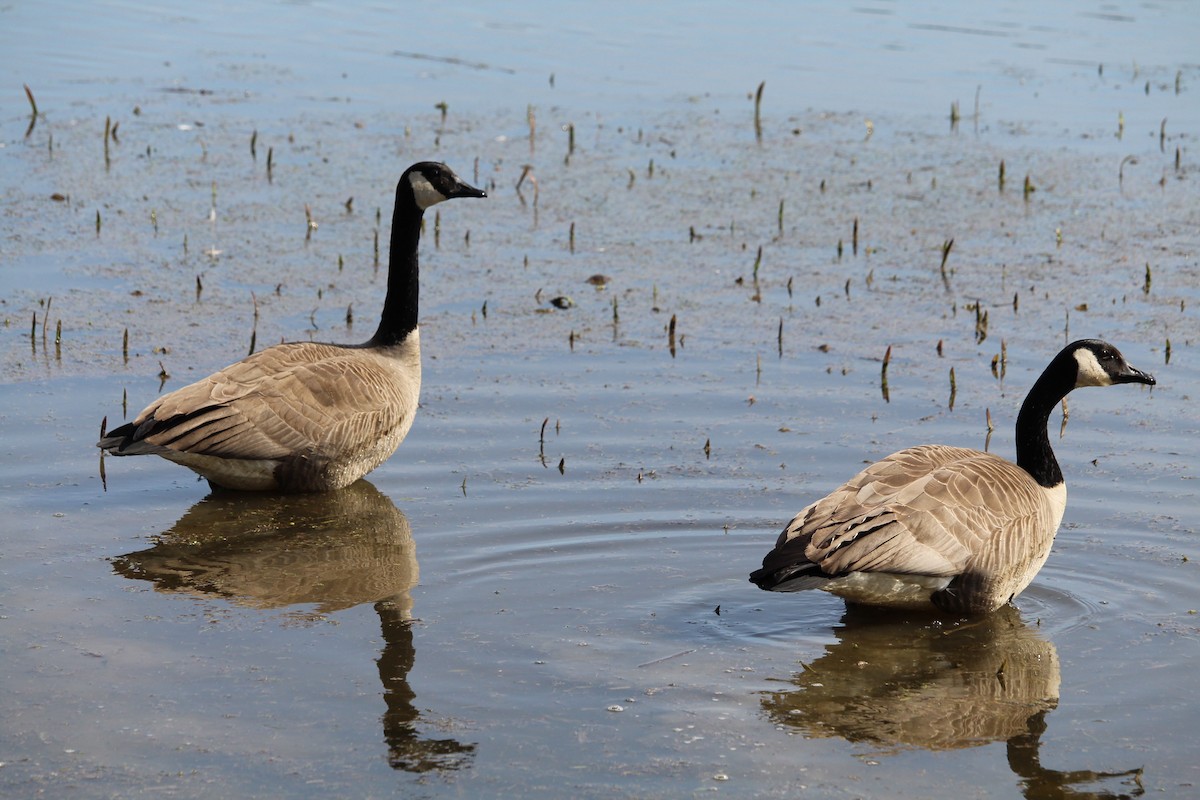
[2,2,1198,798]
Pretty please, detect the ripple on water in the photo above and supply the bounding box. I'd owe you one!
[436,502,853,655]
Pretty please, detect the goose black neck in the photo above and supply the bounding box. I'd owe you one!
[1014,358,1074,488]
[369,188,423,348]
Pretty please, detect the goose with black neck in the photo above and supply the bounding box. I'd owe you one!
[99,161,486,492]
[750,339,1155,615]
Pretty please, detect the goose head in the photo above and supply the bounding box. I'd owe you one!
[404,161,487,211]
[1068,339,1156,389]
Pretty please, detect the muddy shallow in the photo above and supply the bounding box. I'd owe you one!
[3,2,1199,798]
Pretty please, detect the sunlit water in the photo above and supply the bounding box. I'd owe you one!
[2,1,1198,798]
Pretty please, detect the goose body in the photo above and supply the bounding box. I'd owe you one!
[99,162,485,492]
[750,340,1154,614]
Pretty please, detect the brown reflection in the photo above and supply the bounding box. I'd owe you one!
[110,480,475,773]
[763,606,1143,798]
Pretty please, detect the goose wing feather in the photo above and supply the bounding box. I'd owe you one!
[125,343,410,461]
[764,445,1050,582]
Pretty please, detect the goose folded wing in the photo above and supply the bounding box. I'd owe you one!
[787,452,1041,580]
[131,345,405,461]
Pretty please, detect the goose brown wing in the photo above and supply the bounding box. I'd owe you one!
[125,343,409,461]
[765,445,1048,581]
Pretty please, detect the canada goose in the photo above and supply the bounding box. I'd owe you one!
[749,339,1155,615]
[98,161,486,492]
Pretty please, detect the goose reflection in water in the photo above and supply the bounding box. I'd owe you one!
[110,480,474,773]
[762,607,1143,799]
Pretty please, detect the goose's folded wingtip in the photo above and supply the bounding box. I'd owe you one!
[749,565,826,593]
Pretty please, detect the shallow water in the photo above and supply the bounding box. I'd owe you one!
[2,1,1199,798]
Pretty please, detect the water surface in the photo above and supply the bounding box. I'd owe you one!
[2,2,1198,798]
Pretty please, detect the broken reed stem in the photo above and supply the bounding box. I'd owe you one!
[881,345,892,402]
[248,292,260,355]
[940,238,954,276]
[305,203,317,241]
[753,80,765,141]
[24,84,38,138]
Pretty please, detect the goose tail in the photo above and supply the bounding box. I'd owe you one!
[749,562,829,593]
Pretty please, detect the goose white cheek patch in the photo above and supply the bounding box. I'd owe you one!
[1073,348,1112,387]
[408,173,447,210]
